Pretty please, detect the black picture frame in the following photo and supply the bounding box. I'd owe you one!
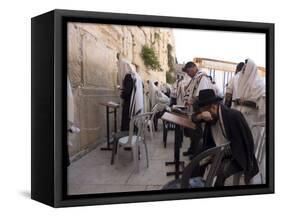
[31,9,274,207]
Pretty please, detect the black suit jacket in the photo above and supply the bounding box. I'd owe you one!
[193,104,259,183]
[120,74,134,131]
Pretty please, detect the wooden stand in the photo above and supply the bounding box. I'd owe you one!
[161,112,196,179]
[99,102,120,151]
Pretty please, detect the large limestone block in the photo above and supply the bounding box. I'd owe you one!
[78,88,120,150]
[67,23,176,157]
[98,24,123,51]
[121,27,133,61]
[82,32,118,89]
[68,23,82,87]
[128,27,146,66]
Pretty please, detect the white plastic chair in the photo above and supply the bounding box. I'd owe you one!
[116,112,153,171]
[251,122,266,184]
[162,144,229,189]
[145,104,160,141]
[232,121,266,185]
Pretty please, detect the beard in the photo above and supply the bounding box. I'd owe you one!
[208,114,219,125]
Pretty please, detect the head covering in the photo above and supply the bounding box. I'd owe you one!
[148,80,157,109]
[126,64,144,117]
[235,62,245,74]
[196,89,222,107]
[236,58,265,102]
[117,59,135,88]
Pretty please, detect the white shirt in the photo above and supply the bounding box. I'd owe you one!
[194,76,214,97]
[184,71,214,102]
[226,72,240,99]
[211,106,230,146]
[212,83,223,98]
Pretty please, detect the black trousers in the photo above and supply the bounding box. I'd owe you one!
[154,110,165,131]
[170,97,177,107]
[121,100,130,131]
[184,123,203,155]
[191,146,242,187]
[214,158,242,186]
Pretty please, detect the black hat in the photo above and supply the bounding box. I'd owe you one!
[196,89,222,107]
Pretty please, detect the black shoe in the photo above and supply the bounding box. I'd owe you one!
[183,149,194,156]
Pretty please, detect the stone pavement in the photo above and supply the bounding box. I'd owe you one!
[67,122,192,195]
[67,121,240,195]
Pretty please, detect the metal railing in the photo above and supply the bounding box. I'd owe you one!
[194,57,265,95]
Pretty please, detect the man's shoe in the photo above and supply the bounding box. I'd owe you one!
[183,149,194,156]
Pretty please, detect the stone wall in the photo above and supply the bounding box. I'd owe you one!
[67,22,176,158]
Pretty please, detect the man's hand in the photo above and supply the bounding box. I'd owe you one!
[196,111,213,121]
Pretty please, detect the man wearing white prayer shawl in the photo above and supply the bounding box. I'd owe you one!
[67,77,80,166]
[67,78,80,134]
[231,58,266,184]
[225,62,245,108]
[116,54,138,131]
[232,59,266,126]
[120,61,144,131]
[148,80,170,112]
[181,61,214,158]
[129,70,144,118]
[160,82,171,97]
[147,80,170,131]
[116,53,134,89]
[67,76,74,126]
[182,62,214,110]
[155,86,170,110]
[147,80,157,111]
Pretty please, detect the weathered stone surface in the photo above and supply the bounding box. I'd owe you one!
[67,23,82,87]
[122,26,133,61]
[67,22,176,157]
[82,32,117,89]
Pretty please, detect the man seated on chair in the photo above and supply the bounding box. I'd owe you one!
[192,89,259,186]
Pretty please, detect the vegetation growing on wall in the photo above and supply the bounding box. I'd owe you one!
[154,32,160,41]
[167,43,175,73]
[152,32,161,45]
[166,43,176,84]
[141,45,162,71]
[166,71,175,84]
